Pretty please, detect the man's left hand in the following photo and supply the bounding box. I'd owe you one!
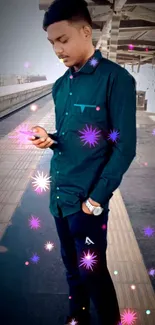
[82,198,101,215]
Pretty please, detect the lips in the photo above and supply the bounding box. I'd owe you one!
[59,57,69,60]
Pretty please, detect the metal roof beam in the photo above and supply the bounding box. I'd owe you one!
[116,39,155,47]
[123,6,155,23]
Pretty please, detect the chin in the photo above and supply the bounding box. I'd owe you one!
[64,62,72,68]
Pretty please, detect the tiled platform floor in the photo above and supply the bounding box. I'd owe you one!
[0,101,155,325]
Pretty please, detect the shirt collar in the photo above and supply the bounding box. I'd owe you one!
[69,49,103,76]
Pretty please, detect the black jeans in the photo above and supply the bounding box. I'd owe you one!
[54,206,121,325]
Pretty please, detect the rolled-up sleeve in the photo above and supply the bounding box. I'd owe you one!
[90,69,137,206]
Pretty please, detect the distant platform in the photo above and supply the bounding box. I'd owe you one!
[0,81,52,97]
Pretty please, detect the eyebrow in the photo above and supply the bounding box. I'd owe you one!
[47,34,67,42]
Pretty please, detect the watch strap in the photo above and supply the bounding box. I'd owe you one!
[85,199,95,212]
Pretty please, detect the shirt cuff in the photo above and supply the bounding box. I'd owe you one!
[48,133,58,150]
[90,178,114,207]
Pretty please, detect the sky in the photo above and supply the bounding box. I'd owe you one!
[0,0,67,82]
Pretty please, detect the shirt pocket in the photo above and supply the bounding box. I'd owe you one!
[72,103,106,123]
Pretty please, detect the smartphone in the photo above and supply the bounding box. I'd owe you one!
[19,130,58,143]
[19,130,41,139]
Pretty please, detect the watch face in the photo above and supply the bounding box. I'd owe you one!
[93,207,103,216]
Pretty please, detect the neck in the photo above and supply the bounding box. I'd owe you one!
[73,46,95,72]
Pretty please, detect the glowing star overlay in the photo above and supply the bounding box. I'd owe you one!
[107,129,119,143]
[143,226,155,237]
[30,253,40,264]
[152,129,155,136]
[79,250,97,271]
[45,242,54,251]
[29,215,41,230]
[30,104,38,112]
[121,309,137,325]
[31,171,52,193]
[89,57,98,67]
[69,319,78,325]
[149,268,155,276]
[79,125,101,148]
[8,123,31,145]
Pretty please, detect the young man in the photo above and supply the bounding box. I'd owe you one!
[30,0,137,324]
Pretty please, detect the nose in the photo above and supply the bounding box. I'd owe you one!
[54,46,63,57]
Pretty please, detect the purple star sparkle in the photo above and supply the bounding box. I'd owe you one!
[30,253,40,264]
[143,226,155,237]
[149,268,155,276]
[107,129,119,143]
[79,125,101,147]
[29,215,41,230]
[152,129,155,136]
[89,57,98,67]
[69,319,78,325]
[79,250,97,271]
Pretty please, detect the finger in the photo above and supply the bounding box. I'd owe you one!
[44,141,54,148]
[31,126,39,133]
[29,137,46,145]
[35,138,52,148]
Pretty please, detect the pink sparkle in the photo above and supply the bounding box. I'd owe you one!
[102,224,107,230]
[9,123,32,146]
[29,215,41,230]
[25,261,29,266]
[30,104,38,112]
[79,250,98,271]
[128,44,134,50]
[96,106,100,111]
[121,309,137,325]
[70,75,73,79]
[69,296,72,299]
[24,61,31,68]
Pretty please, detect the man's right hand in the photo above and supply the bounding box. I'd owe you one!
[28,126,54,149]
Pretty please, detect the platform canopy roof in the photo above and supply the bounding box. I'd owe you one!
[39,0,155,66]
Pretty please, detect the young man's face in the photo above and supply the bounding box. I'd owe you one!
[47,20,92,68]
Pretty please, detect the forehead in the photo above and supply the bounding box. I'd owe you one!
[47,21,73,40]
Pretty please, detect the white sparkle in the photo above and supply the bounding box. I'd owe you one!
[31,171,52,192]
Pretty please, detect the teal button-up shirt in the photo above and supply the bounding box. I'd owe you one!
[48,49,136,218]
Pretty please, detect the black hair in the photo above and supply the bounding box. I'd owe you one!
[43,0,92,31]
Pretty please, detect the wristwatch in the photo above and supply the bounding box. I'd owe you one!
[85,199,104,216]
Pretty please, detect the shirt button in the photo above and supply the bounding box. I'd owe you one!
[56,187,59,190]
[69,92,72,95]
[57,171,59,174]
[57,196,60,199]
[66,112,68,115]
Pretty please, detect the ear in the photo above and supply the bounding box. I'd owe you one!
[83,25,91,38]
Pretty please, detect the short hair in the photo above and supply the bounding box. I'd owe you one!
[43,0,92,31]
